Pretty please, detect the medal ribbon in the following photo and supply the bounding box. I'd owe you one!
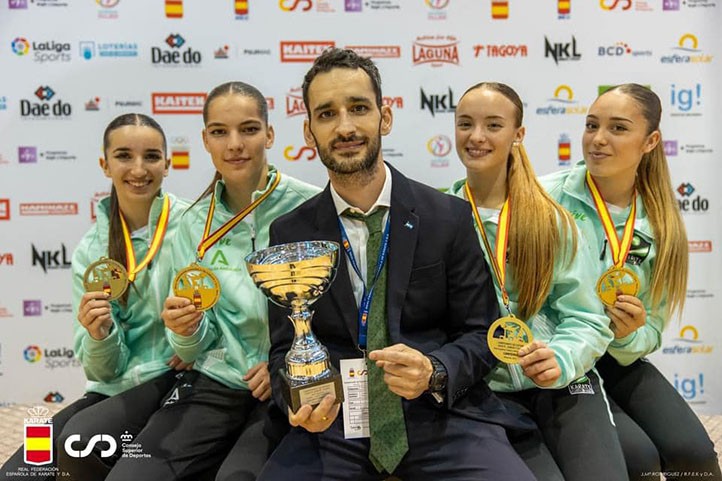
[119,194,171,282]
[196,173,281,261]
[464,182,513,313]
[585,171,637,269]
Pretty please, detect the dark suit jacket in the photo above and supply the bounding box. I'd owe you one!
[267,163,530,429]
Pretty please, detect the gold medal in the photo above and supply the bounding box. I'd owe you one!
[83,258,129,301]
[596,267,640,307]
[487,316,533,364]
[173,264,221,311]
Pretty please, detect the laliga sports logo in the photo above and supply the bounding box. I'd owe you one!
[284,146,317,161]
[600,0,631,10]
[64,434,117,458]
[279,0,313,11]
[12,37,30,56]
[427,135,452,157]
[24,345,42,363]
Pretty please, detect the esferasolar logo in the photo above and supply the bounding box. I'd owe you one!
[663,325,714,355]
[536,85,587,115]
[661,33,713,64]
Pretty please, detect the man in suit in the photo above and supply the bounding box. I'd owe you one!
[257,48,536,481]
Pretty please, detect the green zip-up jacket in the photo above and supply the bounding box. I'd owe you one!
[540,161,663,366]
[448,179,613,391]
[72,191,190,396]
[167,166,321,390]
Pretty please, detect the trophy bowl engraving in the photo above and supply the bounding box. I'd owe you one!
[246,241,344,410]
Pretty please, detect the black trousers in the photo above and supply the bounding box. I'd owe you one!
[257,398,536,481]
[499,369,628,481]
[598,354,722,481]
[89,370,260,481]
[0,392,106,480]
[56,370,179,480]
[215,400,273,481]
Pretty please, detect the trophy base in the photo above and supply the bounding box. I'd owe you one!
[280,366,344,413]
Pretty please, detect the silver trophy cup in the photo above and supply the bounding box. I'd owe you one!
[245,240,344,412]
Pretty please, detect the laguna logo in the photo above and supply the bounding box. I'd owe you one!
[285,88,306,117]
[412,35,459,67]
[280,41,334,62]
[152,93,206,114]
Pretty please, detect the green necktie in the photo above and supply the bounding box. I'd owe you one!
[345,208,409,473]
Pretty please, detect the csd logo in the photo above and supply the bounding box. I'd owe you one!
[64,434,117,458]
[279,0,312,11]
[284,145,317,161]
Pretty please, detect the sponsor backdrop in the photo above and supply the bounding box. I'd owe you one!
[0,0,719,413]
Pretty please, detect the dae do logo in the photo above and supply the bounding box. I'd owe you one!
[151,33,202,66]
[20,86,72,119]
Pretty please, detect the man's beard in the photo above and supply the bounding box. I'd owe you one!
[314,132,381,177]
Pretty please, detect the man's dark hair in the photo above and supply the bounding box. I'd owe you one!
[302,48,383,113]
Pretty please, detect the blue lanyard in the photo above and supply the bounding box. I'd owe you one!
[338,214,391,350]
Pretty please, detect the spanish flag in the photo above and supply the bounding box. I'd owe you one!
[558,139,571,161]
[24,425,52,465]
[172,150,189,170]
[491,1,509,19]
[558,0,570,15]
[165,0,183,18]
[235,1,248,15]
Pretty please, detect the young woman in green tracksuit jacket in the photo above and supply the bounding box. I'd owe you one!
[541,83,721,481]
[447,82,626,481]
[0,113,191,480]
[91,82,322,481]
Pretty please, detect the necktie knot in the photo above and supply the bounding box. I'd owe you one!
[342,207,386,235]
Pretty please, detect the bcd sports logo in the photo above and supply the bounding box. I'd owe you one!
[598,41,652,58]
[536,85,587,115]
[151,93,206,114]
[284,146,317,161]
[20,86,72,119]
[661,33,713,64]
[24,406,52,466]
[413,36,459,67]
[280,41,334,62]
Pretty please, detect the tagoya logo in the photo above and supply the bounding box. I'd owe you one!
[473,44,527,58]
[152,93,206,114]
[280,41,334,62]
[412,36,459,67]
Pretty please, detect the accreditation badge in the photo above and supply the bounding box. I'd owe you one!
[595,266,640,307]
[487,315,533,364]
[83,258,129,301]
[172,264,220,311]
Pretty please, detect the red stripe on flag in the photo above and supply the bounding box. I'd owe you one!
[26,426,51,437]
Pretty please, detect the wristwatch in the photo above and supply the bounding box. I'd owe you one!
[427,355,448,393]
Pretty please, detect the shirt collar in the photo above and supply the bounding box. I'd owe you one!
[330,163,392,217]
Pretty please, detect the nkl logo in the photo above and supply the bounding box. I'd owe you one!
[152,34,202,66]
[284,145,317,161]
[545,36,581,65]
[32,244,72,272]
[420,87,456,117]
[670,83,702,113]
[21,86,72,118]
[676,182,709,213]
